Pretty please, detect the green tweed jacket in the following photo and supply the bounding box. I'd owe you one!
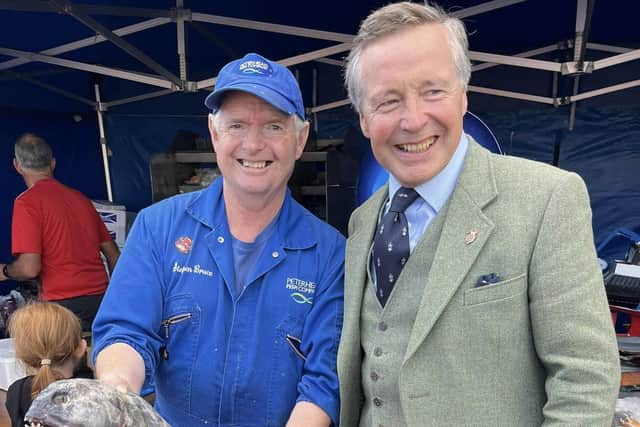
[337,139,620,426]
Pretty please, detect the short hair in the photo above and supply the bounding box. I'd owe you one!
[345,1,471,113]
[9,302,83,398]
[14,133,53,171]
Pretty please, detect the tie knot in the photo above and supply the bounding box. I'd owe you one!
[388,188,419,213]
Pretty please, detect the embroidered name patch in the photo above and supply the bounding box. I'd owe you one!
[172,262,213,277]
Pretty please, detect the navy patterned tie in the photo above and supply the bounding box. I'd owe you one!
[373,187,419,306]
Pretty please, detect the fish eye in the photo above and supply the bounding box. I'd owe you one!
[52,392,70,405]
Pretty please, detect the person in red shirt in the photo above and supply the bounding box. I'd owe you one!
[0,133,120,331]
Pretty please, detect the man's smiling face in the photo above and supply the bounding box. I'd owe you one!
[358,23,468,188]
[209,91,308,201]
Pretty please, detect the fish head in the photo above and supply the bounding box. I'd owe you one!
[25,378,123,427]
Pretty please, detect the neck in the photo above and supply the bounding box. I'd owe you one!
[41,356,77,379]
[24,172,51,188]
[224,189,285,242]
[58,358,77,378]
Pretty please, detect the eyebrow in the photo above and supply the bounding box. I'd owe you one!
[369,89,400,105]
[369,79,453,101]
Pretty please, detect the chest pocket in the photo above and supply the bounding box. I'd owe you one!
[463,273,527,306]
[157,294,201,415]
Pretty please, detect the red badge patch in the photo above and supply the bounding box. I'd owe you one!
[175,237,192,254]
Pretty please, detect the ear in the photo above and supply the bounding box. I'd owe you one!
[462,91,468,114]
[359,112,370,138]
[50,158,56,173]
[208,113,219,152]
[294,120,310,160]
[13,158,20,174]
[73,338,88,360]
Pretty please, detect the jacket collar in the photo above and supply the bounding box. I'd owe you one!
[456,137,498,210]
[185,177,316,249]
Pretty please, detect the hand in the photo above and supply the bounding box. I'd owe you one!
[98,372,133,394]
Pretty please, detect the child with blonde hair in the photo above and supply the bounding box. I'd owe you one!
[5,302,89,427]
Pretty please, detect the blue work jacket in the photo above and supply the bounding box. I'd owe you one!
[92,178,345,426]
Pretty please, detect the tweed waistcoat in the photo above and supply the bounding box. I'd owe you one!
[359,203,449,427]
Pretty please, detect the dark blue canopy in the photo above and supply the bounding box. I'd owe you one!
[1,1,639,288]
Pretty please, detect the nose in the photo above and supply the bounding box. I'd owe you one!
[399,96,428,133]
[242,126,265,152]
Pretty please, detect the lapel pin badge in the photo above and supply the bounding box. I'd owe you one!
[464,230,478,245]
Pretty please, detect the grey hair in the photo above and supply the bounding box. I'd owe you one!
[210,110,307,134]
[345,1,471,113]
[14,133,53,171]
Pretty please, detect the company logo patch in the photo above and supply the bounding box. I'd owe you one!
[239,60,271,75]
[287,277,316,304]
[175,237,192,254]
[290,293,313,304]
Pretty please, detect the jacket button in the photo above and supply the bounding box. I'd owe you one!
[373,397,383,407]
[378,321,388,331]
[217,236,224,243]
[373,347,383,357]
[272,251,279,258]
[370,371,379,381]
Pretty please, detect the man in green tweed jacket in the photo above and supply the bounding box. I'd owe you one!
[337,2,620,426]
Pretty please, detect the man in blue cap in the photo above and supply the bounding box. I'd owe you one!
[92,53,344,427]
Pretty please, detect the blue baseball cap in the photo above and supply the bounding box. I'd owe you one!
[204,53,305,120]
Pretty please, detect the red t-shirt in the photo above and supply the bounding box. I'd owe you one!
[11,178,113,300]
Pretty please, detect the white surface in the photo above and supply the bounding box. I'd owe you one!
[93,201,127,246]
[0,338,26,391]
[616,263,640,279]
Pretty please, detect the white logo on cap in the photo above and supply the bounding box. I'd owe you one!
[239,60,270,75]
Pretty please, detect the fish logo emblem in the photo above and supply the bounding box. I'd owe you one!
[291,292,313,304]
[175,237,192,254]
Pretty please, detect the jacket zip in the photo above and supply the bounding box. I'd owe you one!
[162,313,192,338]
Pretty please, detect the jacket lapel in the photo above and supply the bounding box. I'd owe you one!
[404,140,498,362]
[338,186,387,420]
[342,186,387,352]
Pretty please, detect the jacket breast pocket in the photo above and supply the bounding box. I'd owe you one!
[157,294,200,415]
[463,273,526,306]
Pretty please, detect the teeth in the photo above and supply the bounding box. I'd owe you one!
[399,137,436,152]
[241,160,268,168]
